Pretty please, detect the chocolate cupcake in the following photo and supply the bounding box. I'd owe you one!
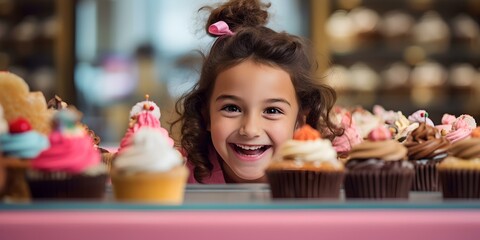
[403,122,450,191]
[344,126,414,199]
[438,128,480,198]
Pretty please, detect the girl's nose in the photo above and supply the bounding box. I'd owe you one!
[239,115,261,138]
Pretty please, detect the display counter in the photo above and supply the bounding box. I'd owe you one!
[1,184,480,240]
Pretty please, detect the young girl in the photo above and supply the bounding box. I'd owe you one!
[173,0,339,183]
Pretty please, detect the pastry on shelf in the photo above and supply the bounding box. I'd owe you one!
[451,14,479,50]
[348,7,380,42]
[449,63,477,88]
[412,11,450,53]
[379,10,414,43]
[325,64,351,92]
[410,61,447,106]
[326,10,358,53]
[381,62,411,90]
[349,62,380,91]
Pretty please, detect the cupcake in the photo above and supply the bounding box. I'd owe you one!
[332,111,363,160]
[0,117,49,201]
[344,126,414,199]
[46,95,113,172]
[403,123,450,191]
[438,128,480,198]
[27,109,107,200]
[266,125,345,199]
[111,127,188,204]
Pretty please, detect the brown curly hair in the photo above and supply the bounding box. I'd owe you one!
[173,0,340,183]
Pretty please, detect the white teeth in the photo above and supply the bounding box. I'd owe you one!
[235,144,263,150]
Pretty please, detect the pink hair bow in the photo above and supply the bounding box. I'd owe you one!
[208,21,234,36]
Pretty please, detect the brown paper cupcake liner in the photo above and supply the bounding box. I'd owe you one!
[2,167,31,201]
[344,169,414,199]
[411,161,440,192]
[27,172,107,200]
[266,170,344,199]
[439,169,480,199]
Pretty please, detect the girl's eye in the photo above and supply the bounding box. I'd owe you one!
[264,107,283,114]
[221,105,241,112]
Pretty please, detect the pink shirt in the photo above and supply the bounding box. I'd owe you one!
[186,149,226,184]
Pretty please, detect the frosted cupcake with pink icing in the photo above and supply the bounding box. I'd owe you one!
[332,111,363,160]
[444,115,476,143]
[118,95,173,153]
[27,109,107,199]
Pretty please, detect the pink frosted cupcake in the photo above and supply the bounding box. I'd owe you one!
[332,111,363,160]
[444,115,476,144]
[27,109,107,199]
[118,95,173,153]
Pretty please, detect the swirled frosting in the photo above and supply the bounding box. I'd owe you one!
[448,138,480,159]
[0,131,49,158]
[404,123,450,160]
[114,127,183,173]
[118,107,173,153]
[349,140,408,161]
[272,125,343,169]
[31,131,101,173]
[439,137,480,170]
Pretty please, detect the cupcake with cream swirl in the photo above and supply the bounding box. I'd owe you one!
[438,128,480,198]
[111,127,188,204]
[344,126,414,199]
[266,125,344,199]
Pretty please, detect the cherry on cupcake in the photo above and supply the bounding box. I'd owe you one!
[9,117,32,133]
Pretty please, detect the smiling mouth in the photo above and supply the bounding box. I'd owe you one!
[230,143,271,157]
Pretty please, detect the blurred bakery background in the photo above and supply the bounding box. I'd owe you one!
[0,0,479,145]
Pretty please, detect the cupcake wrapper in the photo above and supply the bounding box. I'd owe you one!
[27,172,107,200]
[439,169,480,199]
[344,169,414,199]
[2,167,30,201]
[266,170,344,199]
[411,161,440,192]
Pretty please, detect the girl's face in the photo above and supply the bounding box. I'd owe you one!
[209,60,300,182]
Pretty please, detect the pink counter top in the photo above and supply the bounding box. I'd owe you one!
[1,210,480,240]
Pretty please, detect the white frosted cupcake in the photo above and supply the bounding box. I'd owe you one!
[111,127,188,204]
